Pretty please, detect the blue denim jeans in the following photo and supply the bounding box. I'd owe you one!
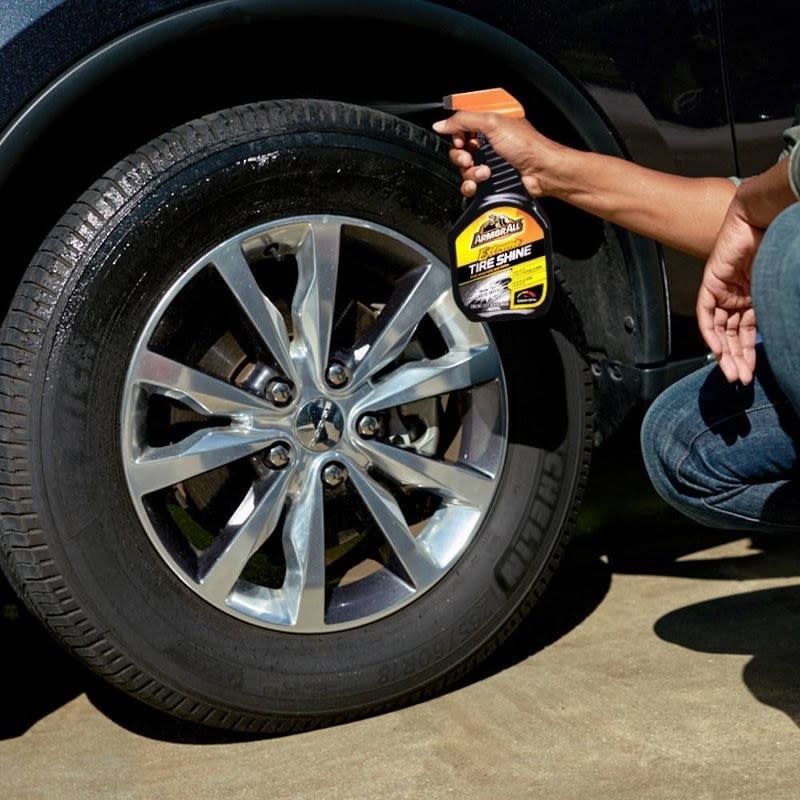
[641,203,800,532]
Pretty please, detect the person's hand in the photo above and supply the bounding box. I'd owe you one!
[696,160,795,384]
[696,195,763,384]
[432,112,563,198]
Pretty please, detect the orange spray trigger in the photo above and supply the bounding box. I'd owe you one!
[443,88,525,118]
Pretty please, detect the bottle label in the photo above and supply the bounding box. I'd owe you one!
[452,206,548,316]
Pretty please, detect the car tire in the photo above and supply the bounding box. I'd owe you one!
[0,100,592,732]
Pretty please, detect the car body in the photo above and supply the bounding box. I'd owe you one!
[0,0,796,433]
[0,0,800,730]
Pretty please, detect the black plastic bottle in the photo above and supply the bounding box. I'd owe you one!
[445,89,555,323]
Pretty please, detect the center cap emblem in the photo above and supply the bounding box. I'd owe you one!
[295,398,344,452]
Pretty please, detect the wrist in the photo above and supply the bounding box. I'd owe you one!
[734,160,796,229]
[520,141,577,198]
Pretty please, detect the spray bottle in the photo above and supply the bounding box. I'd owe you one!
[443,88,554,322]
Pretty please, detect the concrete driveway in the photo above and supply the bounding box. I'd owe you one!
[2,420,799,799]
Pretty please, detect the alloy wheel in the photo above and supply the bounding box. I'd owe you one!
[121,216,507,632]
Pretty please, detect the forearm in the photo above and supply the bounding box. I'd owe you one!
[435,110,739,256]
[534,147,735,259]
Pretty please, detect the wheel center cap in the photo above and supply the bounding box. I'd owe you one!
[295,398,344,451]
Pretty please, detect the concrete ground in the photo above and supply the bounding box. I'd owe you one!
[2,420,800,799]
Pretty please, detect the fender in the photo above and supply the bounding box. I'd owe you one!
[0,0,668,369]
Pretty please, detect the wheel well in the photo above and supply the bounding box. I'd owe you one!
[0,0,667,379]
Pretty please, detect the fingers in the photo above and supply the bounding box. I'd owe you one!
[447,147,490,197]
[449,147,473,170]
[448,137,480,160]
[700,302,757,385]
[448,149,487,175]
[695,210,761,384]
[458,172,491,197]
[438,114,495,198]
[713,307,739,383]
[724,311,754,385]
[463,165,490,183]
[738,308,758,385]
[459,166,490,197]
[696,285,723,358]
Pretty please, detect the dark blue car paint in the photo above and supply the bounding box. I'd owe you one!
[0,0,794,386]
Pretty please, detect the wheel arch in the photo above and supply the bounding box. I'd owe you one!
[0,0,668,398]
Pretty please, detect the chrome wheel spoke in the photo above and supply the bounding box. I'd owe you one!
[283,463,327,629]
[358,438,494,507]
[349,265,450,389]
[122,216,508,632]
[127,428,279,496]
[348,467,440,588]
[131,350,275,418]
[353,345,500,413]
[196,470,292,604]
[211,239,296,383]
[291,220,341,389]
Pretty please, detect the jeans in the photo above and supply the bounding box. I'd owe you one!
[641,203,800,533]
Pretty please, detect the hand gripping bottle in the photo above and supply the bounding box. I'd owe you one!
[444,88,554,322]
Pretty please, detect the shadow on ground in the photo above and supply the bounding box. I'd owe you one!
[0,579,267,744]
[582,418,800,729]
[655,585,800,726]
[0,577,87,740]
[2,416,799,740]
[0,534,613,744]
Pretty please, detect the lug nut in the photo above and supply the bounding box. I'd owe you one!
[322,462,348,487]
[265,442,291,469]
[357,414,381,438]
[326,361,351,388]
[266,380,292,406]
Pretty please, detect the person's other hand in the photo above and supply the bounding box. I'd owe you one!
[432,112,562,198]
[696,195,763,384]
[696,160,796,384]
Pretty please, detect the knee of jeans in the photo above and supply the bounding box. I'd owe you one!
[641,390,691,505]
[641,387,726,510]
[643,394,754,523]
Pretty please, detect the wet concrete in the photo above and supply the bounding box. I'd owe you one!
[2,421,799,799]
